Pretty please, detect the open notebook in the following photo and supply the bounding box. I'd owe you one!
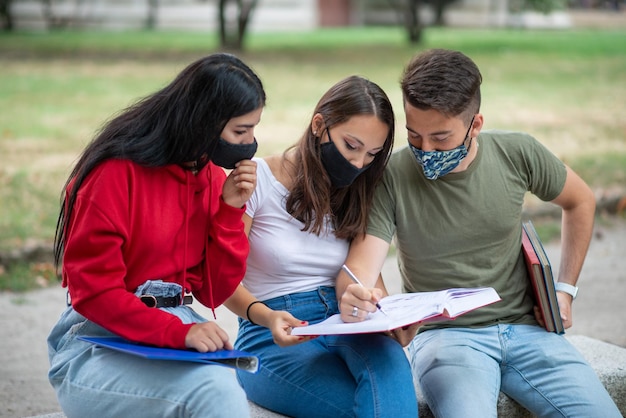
[291,287,501,336]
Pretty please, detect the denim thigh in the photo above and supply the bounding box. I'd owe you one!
[235,287,417,418]
[500,324,621,418]
[408,324,621,418]
[48,303,248,418]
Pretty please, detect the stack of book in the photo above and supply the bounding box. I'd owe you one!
[521,220,564,334]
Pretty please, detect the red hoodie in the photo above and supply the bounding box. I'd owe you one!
[62,159,248,349]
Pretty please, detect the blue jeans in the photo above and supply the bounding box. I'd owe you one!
[234,286,418,418]
[408,324,621,418]
[47,281,249,418]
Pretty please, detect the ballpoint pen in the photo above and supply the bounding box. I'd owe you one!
[341,264,388,316]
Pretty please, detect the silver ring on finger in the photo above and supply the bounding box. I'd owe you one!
[351,306,359,317]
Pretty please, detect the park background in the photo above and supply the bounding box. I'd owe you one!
[0,1,625,416]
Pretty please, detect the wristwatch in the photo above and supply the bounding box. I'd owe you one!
[555,282,578,300]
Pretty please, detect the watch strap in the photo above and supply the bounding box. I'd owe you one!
[555,282,578,300]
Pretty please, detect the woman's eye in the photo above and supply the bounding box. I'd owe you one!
[235,130,247,136]
[344,141,356,150]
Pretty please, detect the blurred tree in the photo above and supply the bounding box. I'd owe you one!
[218,0,258,51]
[405,0,424,43]
[393,0,566,43]
[425,0,459,26]
[0,0,13,30]
[389,0,459,43]
[146,0,158,29]
[41,0,68,29]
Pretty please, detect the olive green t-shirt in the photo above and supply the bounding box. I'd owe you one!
[368,130,567,330]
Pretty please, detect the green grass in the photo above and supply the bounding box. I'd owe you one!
[568,153,626,189]
[0,260,56,293]
[1,26,625,291]
[2,27,625,56]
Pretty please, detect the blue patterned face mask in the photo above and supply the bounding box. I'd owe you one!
[409,117,474,180]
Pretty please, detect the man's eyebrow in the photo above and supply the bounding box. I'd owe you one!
[406,126,453,136]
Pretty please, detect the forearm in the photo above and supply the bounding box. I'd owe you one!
[336,234,390,302]
[223,285,273,328]
[196,199,249,308]
[553,166,596,287]
[558,199,595,286]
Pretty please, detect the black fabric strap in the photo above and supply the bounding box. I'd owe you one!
[140,294,193,308]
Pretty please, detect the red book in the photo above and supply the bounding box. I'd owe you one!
[522,221,564,334]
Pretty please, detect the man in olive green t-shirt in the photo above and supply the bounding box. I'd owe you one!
[335,49,620,417]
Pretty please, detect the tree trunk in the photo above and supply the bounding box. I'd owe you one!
[0,0,13,31]
[406,0,424,44]
[146,0,158,30]
[218,0,258,51]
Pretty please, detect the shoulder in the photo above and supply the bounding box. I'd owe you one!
[388,146,415,169]
[480,130,536,148]
[81,159,138,189]
[261,154,293,189]
[479,130,550,160]
[251,156,273,184]
[385,146,419,181]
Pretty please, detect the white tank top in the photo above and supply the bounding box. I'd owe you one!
[242,158,348,300]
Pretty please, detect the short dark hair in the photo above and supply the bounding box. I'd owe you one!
[401,49,481,123]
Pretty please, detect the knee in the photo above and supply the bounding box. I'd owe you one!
[189,370,249,415]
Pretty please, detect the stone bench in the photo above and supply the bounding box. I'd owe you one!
[29,335,626,418]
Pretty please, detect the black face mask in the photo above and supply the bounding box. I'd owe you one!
[211,137,258,169]
[320,135,369,188]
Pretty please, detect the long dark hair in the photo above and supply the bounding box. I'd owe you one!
[53,53,265,270]
[285,75,394,241]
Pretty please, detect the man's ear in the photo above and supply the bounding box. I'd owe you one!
[469,113,484,138]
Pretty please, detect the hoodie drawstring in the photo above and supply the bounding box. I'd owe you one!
[204,167,217,319]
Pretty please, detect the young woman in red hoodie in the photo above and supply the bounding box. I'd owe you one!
[47,53,265,418]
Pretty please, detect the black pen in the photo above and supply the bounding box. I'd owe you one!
[341,264,388,316]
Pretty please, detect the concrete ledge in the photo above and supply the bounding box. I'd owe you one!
[28,335,626,418]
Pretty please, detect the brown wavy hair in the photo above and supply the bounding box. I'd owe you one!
[283,75,395,241]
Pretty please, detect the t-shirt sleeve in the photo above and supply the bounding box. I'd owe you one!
[245,157,267,218]
[367,168,397,244]
[522,134,567,201]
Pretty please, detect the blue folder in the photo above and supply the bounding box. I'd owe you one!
[79,336,259,373]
